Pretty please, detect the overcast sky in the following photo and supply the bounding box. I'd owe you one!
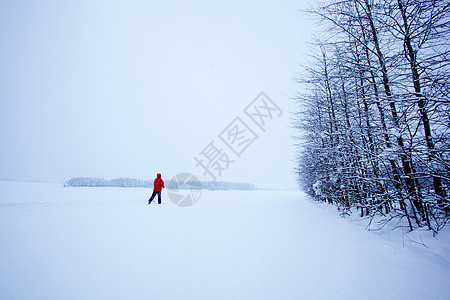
[0,0,314,189]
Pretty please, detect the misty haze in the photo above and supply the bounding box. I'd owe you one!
[1,0,449,299]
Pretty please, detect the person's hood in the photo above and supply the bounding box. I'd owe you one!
[157,173,161,179]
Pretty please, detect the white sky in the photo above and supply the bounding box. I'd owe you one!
[0,0,314,189]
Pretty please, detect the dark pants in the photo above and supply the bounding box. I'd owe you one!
[148,191,161,204]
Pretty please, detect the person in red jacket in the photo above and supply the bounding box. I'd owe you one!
[148,173,165,205]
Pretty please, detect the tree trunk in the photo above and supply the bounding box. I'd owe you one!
[363,0,423,225]
[397,0,447,208]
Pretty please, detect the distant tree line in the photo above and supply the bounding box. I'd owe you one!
[64,177,258,191]
[295,0,449,232]
[65,177,153,188]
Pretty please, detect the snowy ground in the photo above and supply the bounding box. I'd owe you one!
[1,181,449,300]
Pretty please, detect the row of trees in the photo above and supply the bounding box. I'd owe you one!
[296,0,450,232]
[65,177,153,188]
[65,177,257,191]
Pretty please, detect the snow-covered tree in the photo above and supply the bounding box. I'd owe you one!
[296,0,450,232]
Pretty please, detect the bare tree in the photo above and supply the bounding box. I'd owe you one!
[296,0,450,233]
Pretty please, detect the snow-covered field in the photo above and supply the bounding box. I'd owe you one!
[1,181,449,300]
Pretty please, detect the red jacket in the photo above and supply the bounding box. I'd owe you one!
[153,173,165,192]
